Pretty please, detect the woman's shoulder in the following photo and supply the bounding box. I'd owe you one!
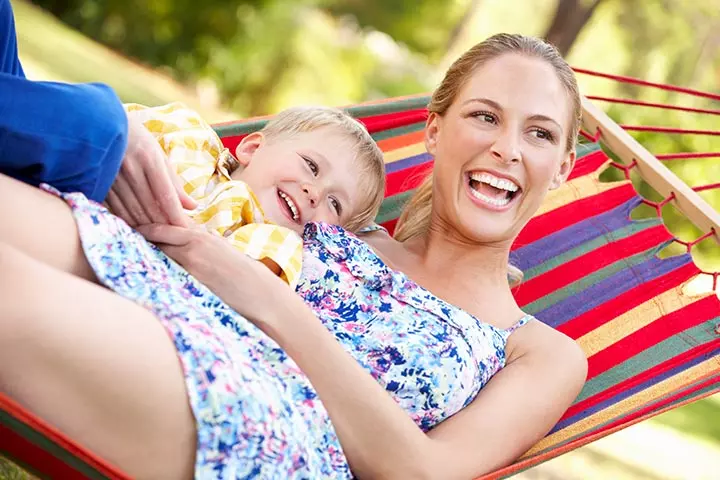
[508,318,588,381]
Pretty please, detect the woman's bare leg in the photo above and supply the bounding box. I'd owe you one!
[0,173,96,281]
[0,243,196,479]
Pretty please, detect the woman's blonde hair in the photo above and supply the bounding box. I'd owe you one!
[223,106,386,232]
[393,33,582,286]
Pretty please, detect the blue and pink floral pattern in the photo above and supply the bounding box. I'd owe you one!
[47,186,531,479]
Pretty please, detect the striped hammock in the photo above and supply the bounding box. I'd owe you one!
[1,83,719,479]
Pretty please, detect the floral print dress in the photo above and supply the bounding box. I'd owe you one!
[48,186,532,479]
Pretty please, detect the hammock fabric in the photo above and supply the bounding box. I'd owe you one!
[1,92,719,479]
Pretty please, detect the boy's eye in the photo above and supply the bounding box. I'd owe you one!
[330,197,342,216]
[302,155,319,176]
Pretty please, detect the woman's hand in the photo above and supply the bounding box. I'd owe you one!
[136,223,297,329]
[106,115,196,228]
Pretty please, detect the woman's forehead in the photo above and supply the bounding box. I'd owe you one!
[456,54,570,121]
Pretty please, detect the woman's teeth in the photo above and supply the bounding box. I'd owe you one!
[279,190,299,221]
[469,188,511,207]
[468,172,520,207]
[469,172,519,192]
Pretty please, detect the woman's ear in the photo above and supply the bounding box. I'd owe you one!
[424,112,440,156]
[550,150,576,190]
[234,132,265,167]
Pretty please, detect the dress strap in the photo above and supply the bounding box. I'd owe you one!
[358,223,389,234]
[506,314,533,334]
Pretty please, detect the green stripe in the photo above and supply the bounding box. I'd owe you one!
[0,409,109,480]
[370,122,426,142]
[376,191,413,224]
[575,141,601,158]
[576,318,720,402]
[538,372,720,459]
[214,119,269,137]
[346,96,431,118]
[522,244,669,315]
[522,219,663,282]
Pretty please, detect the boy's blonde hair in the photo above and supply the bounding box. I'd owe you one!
[394,34,582,287]
[226,106,386,232]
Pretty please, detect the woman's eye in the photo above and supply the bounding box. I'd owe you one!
[531,128,555,142]
[472,111,497,124]
[302,155,319,176]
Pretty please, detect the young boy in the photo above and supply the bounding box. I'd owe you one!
[125,102,386,288]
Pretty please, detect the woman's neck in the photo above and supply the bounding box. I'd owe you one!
[398,225,523,326]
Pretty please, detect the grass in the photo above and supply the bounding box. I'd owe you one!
[3,0,719,479]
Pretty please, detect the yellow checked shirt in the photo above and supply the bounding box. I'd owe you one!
[124,102,303,288]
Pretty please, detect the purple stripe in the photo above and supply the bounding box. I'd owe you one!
[510,197,644,271]
[386,152,433,174]
[533,253,693,328]
[550,344,720,433]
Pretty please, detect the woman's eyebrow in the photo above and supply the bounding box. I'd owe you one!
[462,97,503,110]
[528,114,563,132]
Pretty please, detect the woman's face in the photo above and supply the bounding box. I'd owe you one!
[426,53,575,246]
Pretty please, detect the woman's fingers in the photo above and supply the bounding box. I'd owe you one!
[136,223,195,246]
[108,174,149,226]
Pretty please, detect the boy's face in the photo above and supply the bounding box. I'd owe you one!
[233,127,364,233]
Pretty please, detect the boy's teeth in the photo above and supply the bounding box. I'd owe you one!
[469,172,519,192]
[279,191,299,221]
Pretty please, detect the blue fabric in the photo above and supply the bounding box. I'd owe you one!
[0,0,127,201]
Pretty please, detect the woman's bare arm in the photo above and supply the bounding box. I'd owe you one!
[140,224,587,479]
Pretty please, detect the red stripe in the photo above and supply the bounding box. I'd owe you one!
[0,423,88,479]
[385,162,433,197]
[358,109,428,133]
[377,130,425,152]
[513,225,671,306]
[561,339,720,422]
[568,150,608,180]
[220,134,245,153]
[586,294,716,380]
[0,393,128,479]
[558,262,699,340]
[512,184,637,250]
[593,374,720,438]
[379,218,399,236]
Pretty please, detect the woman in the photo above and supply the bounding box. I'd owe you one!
[0,34,587,479]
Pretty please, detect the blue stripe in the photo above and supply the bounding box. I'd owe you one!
[386,152,432,174]
[550,342,720,433]
[511,197,647,271]
[529,252,693,327]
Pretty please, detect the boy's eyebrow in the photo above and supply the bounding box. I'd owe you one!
[463,97,563,132]
[305,149,330,166]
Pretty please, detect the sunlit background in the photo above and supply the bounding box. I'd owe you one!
[2,0,719,478]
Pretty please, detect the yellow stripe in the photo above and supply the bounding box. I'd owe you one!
[577,286,698,357]
[523,359,719,456]
[383,142,426,164]
[536,176,629,216]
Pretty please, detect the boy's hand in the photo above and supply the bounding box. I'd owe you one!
[106,115,197,227]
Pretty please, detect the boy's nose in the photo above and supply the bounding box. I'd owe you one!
[302,184,319,207]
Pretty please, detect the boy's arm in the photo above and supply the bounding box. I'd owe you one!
[191,180,303,288]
